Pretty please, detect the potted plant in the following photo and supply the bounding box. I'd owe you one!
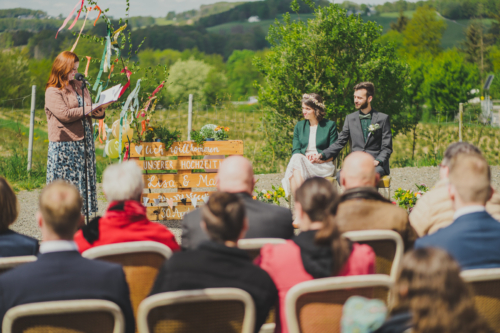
[145,126,182,150]
[214,126,229,141]
[200,124,217,141]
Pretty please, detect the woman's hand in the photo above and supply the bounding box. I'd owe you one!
[91,107,106,118]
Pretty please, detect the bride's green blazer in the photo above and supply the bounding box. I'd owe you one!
[292,119,338,155]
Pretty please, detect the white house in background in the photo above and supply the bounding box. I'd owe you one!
[248,16,260,22]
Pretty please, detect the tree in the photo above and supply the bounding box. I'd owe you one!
[390,10,409,33]
[166,11,175,20]
[425,50,479,118]
[463,21,492,86]
[403,5,446,57]
[255,3,408,164]
[226,50,261,100]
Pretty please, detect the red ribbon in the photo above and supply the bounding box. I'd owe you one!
[123,144,129,161]
[68,0,85,30]
[55,0,81,38]
[119,67,132,98]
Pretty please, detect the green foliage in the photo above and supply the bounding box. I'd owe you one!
[403,5,446,56]
[425,49,479,116]
[149,126,182,150]
[190,130,206,145]
[200,124,217,139]
[167,58,217,104]
[255,3,409,166]
[0,49,32,102]
[226,50,262,99]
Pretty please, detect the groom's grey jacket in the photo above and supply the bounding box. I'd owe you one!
[321,109,393,175]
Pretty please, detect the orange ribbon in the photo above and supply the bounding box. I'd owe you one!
[93,6,102,26]
[141,120,146,136]
[84,56,91,77]
[98,119,104,144]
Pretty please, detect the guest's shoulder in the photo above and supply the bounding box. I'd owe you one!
[182,207,202,224]
[0,230,38,245]
[79,255,124,275]
[251,199,292,216]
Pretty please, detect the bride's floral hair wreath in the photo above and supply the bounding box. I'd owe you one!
[301,93,326,121]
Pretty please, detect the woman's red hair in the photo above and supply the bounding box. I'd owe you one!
[45,51,79,91]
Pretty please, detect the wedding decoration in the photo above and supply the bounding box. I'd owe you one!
[393,184,429,212]
[253,186,288,206]
[368,123,381,135]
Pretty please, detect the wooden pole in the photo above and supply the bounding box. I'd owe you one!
[459,102,463,142]
[27,85,36,172]
[187,94,193,140]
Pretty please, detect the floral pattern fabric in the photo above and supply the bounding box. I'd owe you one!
[46,93,97,215]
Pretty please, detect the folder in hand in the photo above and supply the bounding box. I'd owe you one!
[86,84,122,115]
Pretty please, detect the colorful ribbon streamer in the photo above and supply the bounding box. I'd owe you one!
[55,0,81,38]
[92,27,110,91]
[118,79,141,161]
[143,81,165,113]
[119,68,132,98]
[68,0,84,30]
[93,6,102,26]
[112,24,127,45]
[70,6,93,52]
[84,56,91,77]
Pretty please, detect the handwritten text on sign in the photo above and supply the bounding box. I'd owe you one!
[135,159,223,171]
[146,206,192,221]
[142,192,212,204]
[145,173,217,189]
[130,140,243,157]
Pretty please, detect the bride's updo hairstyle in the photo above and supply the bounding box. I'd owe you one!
[302,93,326,121]
[201,192,246,243]
[295,177,352,275]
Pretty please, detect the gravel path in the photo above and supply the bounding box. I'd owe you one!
[12,166,500,243]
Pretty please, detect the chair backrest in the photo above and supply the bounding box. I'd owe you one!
[237,238,287,260]
[2,299,125,333]
[137,288,256,333]
[286,274,393,333]
[0,256,37,275]
[343,230,403,281]
[461,268,500,332]
[83,241,173,321]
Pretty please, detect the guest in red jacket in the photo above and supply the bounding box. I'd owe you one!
[256,177,375,333]
[74,161,180,253]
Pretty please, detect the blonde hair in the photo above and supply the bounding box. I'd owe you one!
[0,177,19,232]
[390,248,491,333]
[449,152,491,204]
[39,181,82,239]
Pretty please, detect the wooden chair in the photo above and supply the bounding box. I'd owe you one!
[0,256,37,275]
[237,238,287,260]
[2,299,125,333]
[461,268,500,332]
[137,288,255,333]
[286,275,393,333]
[82,241,173,324]
[343,230,404,281]
[237,238,286,332]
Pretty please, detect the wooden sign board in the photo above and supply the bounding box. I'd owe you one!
[144,173,217,189]
[130,140,243,157]
[142,192,212,204]
[146,205,193,221]
[135,159,223,171]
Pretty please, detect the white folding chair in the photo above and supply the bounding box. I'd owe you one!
[0,256,37,274]
[137,288,256,333]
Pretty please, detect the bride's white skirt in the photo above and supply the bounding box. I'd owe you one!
[281,154,336,197]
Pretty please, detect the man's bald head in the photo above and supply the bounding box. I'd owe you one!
[341,152,378,190]
[217,156,255,194]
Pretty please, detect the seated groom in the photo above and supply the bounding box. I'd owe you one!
[182,156,294,250]
[313,82,392,177]
[415,152,500,270]
[150,192,277,333]
[336,151,418,250]
[0,181,135,333]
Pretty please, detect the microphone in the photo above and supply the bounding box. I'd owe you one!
[74,73,90,86]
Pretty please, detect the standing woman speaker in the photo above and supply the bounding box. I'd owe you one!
[44,51,106,216]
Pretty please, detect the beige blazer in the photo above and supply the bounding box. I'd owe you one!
[45,80,104,142]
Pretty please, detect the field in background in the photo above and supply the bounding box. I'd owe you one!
[1,104,499,191]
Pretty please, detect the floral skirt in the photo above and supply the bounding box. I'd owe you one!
[282,154,336,197]
[46,120,97,215]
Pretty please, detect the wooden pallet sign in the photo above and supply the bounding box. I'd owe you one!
[135,140,244,220]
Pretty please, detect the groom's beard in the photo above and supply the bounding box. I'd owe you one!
[355,101,369,110]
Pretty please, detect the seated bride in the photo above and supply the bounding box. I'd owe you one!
[282,93,338,197]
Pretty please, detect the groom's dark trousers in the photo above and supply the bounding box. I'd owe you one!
[321,109,393,177]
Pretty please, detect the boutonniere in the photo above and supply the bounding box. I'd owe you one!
[368,123,381,135]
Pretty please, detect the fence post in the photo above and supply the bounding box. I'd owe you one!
[27,85,36,172]
[459,103,463,142]
[187,94,193,140]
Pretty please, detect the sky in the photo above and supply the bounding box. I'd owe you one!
[1,0,399,18]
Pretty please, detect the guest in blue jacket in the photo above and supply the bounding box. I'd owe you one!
[415,152,500,270]
[0,177,38,257]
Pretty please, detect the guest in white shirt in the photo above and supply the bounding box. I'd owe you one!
[282,93,338,198]
[415,152,500,270]
[0,180,135,333]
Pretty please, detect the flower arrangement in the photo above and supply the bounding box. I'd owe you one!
[144,126,181,151]
[253,185,289,206]
[393,183,429,212]
[214,126,230,140]
[200,124,217,140]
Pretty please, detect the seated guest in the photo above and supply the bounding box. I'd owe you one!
[410,142,500,236]
[375,248,491,333]
[0,181,134,333]
[257,177,375,333]
[182,156,293,250]
[150,192,277,333]
[281,93,338,197]
[74,161,179,253]
[336,152,418,250]
[415,153,500,270]
[0,176,38,257]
